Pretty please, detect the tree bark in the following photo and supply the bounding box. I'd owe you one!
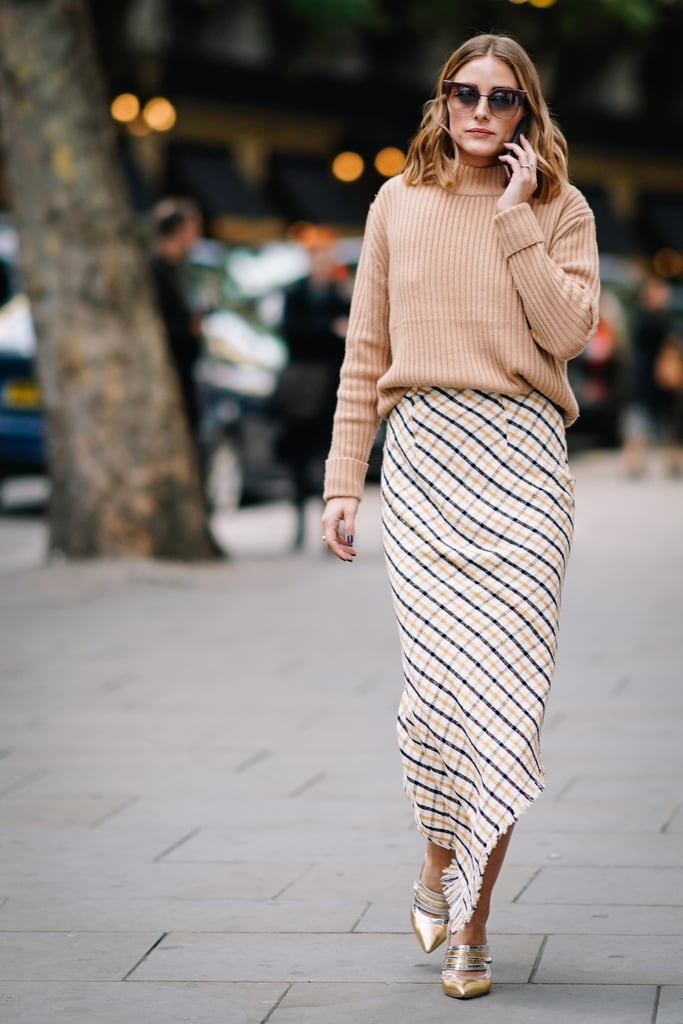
[0,0,216,559]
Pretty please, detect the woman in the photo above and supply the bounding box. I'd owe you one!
[322,34,599,1000]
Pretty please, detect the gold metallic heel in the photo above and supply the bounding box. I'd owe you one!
[410,879,449,953]
[441,944,492,1000]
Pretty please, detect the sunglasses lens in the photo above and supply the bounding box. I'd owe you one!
[489,90,522,118]
[449,86,479,110]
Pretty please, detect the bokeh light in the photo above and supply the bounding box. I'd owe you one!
[142,97,177,132]
[110,93,140,123]
[374,147,405,177]
[332,151,364,183]
[529,0,558,7]
[652,248,683,278]
[127,116,151,137]
[507,0,528,5]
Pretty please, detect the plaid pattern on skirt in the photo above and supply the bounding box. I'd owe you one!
[381,387,575,930]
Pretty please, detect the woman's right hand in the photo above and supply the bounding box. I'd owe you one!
[322,497,359,562]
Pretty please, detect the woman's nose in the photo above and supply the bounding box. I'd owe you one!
[473,95,490,119]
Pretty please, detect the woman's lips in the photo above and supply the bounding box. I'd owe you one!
[467,129,494,136]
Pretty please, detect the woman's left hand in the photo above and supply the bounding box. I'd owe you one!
[497,133,538,213]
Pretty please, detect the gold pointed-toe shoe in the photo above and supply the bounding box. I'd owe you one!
[441,944,492,1000]
[410,879,449,954]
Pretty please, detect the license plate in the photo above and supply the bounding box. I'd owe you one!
[3,380,41,409]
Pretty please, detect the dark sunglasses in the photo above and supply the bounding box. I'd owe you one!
[443,81,526,120]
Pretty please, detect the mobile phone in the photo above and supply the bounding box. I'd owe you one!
[501,117,528,156]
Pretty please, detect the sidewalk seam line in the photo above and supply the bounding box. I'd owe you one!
[511,866,542,903]
[660,804,679,834]
[289,772,325,798]
[553,775,580,800]
[271,864,314,900]
[527,933,548,984]
[0,768,46,798]
[350,901,372,932]
[651,985,662,1024]
[89,796,139,828]
[153,828,201,862]
[122,931,168,981]
[235,749,270,774]
[261,981,292,1024]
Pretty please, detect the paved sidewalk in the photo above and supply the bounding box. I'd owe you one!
[0,453,682,1023]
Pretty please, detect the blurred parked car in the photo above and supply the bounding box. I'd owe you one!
[0,294,45,496]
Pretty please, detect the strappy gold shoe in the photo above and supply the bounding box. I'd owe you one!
[410,879,449,953]
[441,943,492,999]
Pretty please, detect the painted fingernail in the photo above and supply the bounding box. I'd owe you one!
[347,535,353,544]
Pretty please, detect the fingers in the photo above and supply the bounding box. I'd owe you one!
[321,498,358,562]
[500,134,536,175]
[498,135,537,211]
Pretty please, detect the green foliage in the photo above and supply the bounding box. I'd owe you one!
[283,0,682,35]
[287,0,385,29]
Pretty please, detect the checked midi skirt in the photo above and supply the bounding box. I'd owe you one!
[381,387,575,930]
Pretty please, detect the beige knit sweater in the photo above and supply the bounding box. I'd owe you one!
[323,163,600,501]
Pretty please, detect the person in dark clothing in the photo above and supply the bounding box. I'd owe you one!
[622,275,683,477]
[148,198,203,434]
[276,230,350,549]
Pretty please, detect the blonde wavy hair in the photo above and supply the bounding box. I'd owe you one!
[403,34,568,202]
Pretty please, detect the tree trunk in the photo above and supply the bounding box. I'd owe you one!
[0,0,216,559]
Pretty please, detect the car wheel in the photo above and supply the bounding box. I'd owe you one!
[205,436,244,513]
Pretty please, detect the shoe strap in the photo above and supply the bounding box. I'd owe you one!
[443,944,492,972]
[413,879,449,918]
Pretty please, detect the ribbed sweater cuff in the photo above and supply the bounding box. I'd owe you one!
[494,203,545,257]
[323,457,368,502]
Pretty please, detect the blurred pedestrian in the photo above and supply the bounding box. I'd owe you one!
[275,227,349,550]
[321,34,599,1000]
[622,275,683,478]
[148,198,203,436]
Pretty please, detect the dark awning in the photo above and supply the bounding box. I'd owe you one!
[639,192,683,252]
[168,145,276,220]
[579,185,641,257]
[269,154,366,227]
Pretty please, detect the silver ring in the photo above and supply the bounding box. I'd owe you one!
[520,162,533,168]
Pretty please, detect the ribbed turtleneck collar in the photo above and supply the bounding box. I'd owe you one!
[454,163,507,196]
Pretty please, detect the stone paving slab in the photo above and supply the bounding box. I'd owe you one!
[519,865,683,906]
[506,828,683,867]
[0,825,199,868]
[0,932,161,982]
[526,798,675,833]
[129,932,543,984]
[0,796,133,827]
[160,827,421,865]
[491,903,683,937]
[0,980,285,1024]
[657,986,683,1024]
[563,776,683,803]
[96,796,413,831]
[0,896,367,934]
[358,900,683,937]
[268,981,657,1024]
[7,757,331,800]
[535,933,683,985]
[268,862,426,902]
[0,860,312,904]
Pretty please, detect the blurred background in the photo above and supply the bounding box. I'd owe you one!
[1,0,682,526]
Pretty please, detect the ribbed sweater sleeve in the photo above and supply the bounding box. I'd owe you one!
[324,194,390,500]
[494,191,599,360]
